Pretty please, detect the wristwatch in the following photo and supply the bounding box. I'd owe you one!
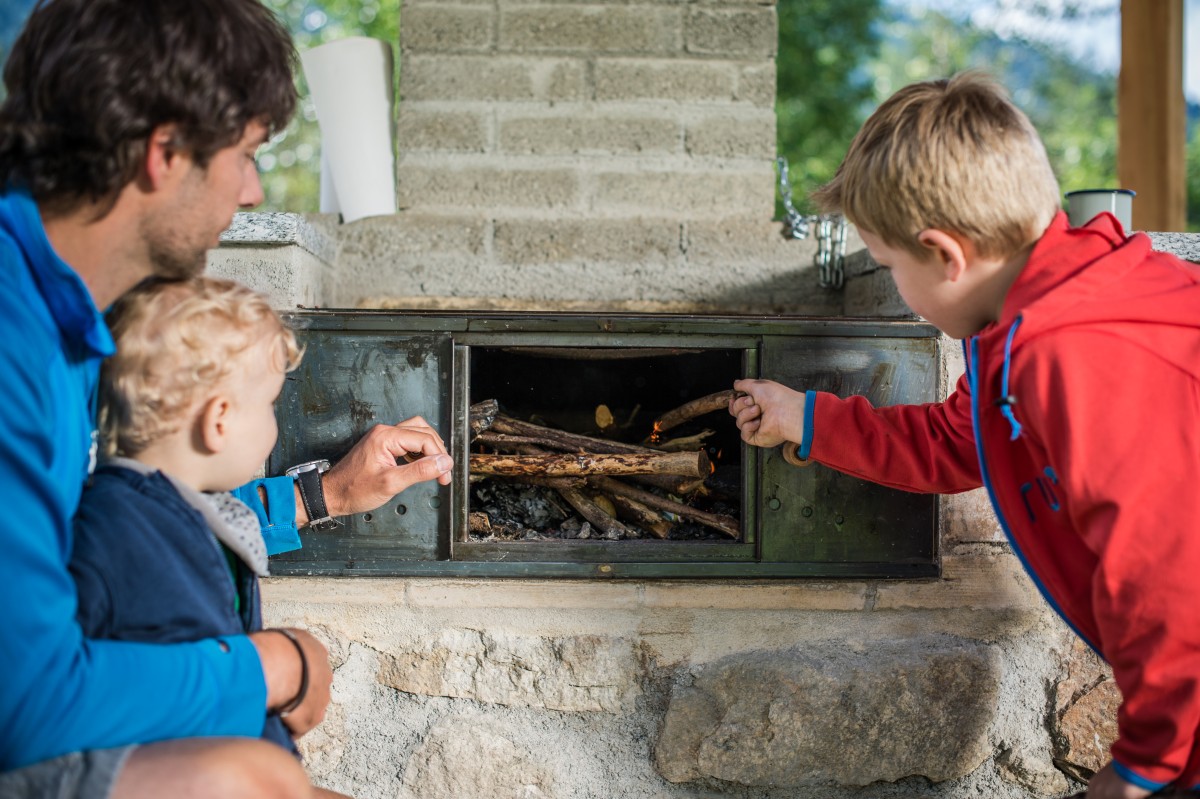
[286,459,339,532]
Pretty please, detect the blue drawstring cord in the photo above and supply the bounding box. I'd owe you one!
[996,317,1023,440]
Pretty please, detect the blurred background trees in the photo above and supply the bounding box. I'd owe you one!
[2,0,1196,229]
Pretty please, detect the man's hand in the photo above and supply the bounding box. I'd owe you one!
[314,416,452,523]
[1084,764,1154,799]
[250,628,333,738]
[729,379,807,450]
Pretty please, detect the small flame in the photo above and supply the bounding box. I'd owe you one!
[650,420,663,444]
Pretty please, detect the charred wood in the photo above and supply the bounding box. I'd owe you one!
[589,476,740,539]
[609,493,672,539]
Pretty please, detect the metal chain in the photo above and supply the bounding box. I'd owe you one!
[776,156,847,290]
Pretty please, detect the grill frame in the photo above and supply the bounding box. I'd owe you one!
[268,310,942,579]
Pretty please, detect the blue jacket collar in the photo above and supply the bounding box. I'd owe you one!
[0,189,114,358]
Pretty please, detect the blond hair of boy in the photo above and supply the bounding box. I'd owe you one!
[813,71,1060,261]
[99,276,303,491]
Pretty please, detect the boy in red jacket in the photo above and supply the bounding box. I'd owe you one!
[730,72,1200,799]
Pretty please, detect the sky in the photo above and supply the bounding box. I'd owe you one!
[899,0,1200,102]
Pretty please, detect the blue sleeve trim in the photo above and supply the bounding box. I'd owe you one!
[232,477,302,556]
[1112,760,1171,792]
[798,389,817,460]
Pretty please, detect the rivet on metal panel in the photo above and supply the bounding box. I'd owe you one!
[428,496,441,509]
[835,515,845,525]
[767,498,781,511]
[801,506,814,518]
[395,504,408,515]
[598,564,613,574]
[363,513,373,522]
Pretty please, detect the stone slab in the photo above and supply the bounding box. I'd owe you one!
[655,636,1000,786]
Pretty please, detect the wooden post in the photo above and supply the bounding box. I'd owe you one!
[1118,0,1186,231]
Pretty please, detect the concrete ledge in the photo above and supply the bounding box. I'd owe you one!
[219,212,340,264]
[1149,231,1200,263]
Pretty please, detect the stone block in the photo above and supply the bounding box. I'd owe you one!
[641,583,867,611]
[685,7,777,58]
[737,61,777,107]
[401,5,494,52]
[592,167,775,217]
[654,637,999,786]
[396,161,580,210]
[1054,679,1120,779]
[401,55,585,102]
[941,488,1004,544]
[843,256,916,318]
[396,107,489,153]
[499,6,682,54]
[1051,637,1119,781]
[1149,231,1200,263]
[594,58,739,103]
[406,579,641,609]
[401,717,556,799]
[498,112,680,155]
[873,552,1040,612]
[206,245,329,310]
[378,628,642,711]
[684,110,776,159]
[493,217,680,265]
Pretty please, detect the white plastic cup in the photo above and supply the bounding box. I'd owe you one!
[1065,189,1135,231]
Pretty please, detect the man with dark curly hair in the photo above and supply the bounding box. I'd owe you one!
[0,2,452,797]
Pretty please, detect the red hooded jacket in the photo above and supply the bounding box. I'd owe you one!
[804,211,1200,791]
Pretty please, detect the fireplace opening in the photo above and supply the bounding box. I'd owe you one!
[467,346,743,543]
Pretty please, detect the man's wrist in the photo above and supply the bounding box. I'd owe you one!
[250,629,303,711]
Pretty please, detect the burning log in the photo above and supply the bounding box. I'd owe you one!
[470,450,710,478]
[655,429,714,452]
[646,389,739,443]
[589,476,739,539]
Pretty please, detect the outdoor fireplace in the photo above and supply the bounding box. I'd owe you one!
[268,310,942,579]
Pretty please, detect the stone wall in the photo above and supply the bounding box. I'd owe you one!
[326,0,843,315]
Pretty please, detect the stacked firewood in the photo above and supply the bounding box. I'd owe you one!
[467,391,740,541]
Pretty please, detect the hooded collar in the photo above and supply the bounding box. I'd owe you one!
[995,210,1151,332]
[0,189,114,358]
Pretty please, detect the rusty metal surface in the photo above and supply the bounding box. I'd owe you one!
[269,311,939,578]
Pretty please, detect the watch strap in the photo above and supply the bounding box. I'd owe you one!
[294,466,338,531]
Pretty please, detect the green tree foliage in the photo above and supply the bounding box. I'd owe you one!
[256,0,398,212]
[776,1,1134,222]
[775,0,882,216]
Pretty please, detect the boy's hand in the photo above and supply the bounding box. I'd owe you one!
[318,416,453,521]
[1084,764,1153,799]
[251,628,333,737]
[729,379,807,450]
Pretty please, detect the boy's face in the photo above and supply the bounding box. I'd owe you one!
[858,229,982,339]
[212,334,286,491]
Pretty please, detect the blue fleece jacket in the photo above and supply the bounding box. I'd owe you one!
[0,189,298,770]
[71,464,295,754]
